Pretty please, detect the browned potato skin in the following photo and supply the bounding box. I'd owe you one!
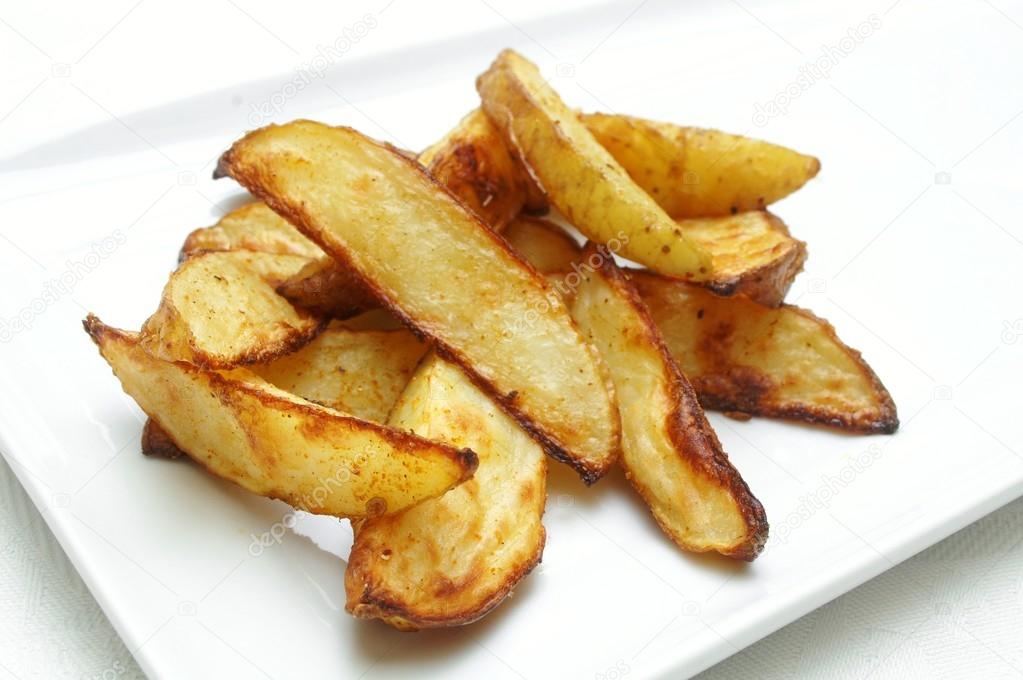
[419,108,546,229]
[346,355,546,629]
[582,112,821,217]
[275,257,378,319]
[216,120,620,484]
[180,202,324,261]
[141,251,325,369]
[85,316,478,517]
[631,271,898,433]
[570,246,767,560]
[141,418,185,459]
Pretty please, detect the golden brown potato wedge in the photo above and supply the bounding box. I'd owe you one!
[680,211,806,306]
[276,256,378,319]
[631,271,898,433]
[140,250,324,368]
[253,325,427,423]
[347,354,546,629]
[502,215,581,272]
[582,112,821,217]
[500,211,804,306]
[217,120,620,483]
[180,202,324,261]
[477,49,712,280]
[419,108,545,229]
[85,316,477,517]
[569,246,767,559]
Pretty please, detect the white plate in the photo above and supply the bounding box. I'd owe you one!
[1,2,1021,678]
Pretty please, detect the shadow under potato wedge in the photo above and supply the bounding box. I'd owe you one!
[631,270,898,433]
[568,246,768,560]
[477,49,714,281]
[216,119,620,484]
[346,354,546,629]
[85,316,477,518]
[581,112,821,218]
[140,250,325,368]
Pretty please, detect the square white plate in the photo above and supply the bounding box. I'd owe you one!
[1,2,1021,678]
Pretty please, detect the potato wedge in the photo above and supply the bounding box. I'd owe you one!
[217,120,619,483]
[477,49,712,280]
[140,250,324,368]
[582,112,821,217]
[180,201,323,261]
[419,108,544,229]
[501,215,582,272]
[681,211,805,306]
[569,246,767,559]
[346,354,546,629]
[631,271,898,433]
[253,325,427,423]
[85,316,477,517]
[276,256,378,319]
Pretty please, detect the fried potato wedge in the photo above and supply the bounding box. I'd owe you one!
[85,316,477,517]
[631,271,898,433]
[477,49,712,280]
[502,215,581,272]
[253,325,427,423]
[681,211,806,306]
[419,108,544,229]
[276,256,378,319]
[582,112,821,217]
[569,247,767,559]
[502,211,804,306]
[180,201,323,261]
[346,354,546,628]
[217,120,619,483]
[140,250,324,368]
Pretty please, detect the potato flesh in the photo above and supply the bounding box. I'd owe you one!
[218,120,619,483]
[679,211,806,305]
[631,271,898,433]
[476,50,712,280]
[582,112,821,217]
[180,202,324,260]
[569,256,766,559]
[86,317,476,518]
[253,325,427,423]
[140,250,323,368]
[346,354,546,628]
[501,216,582,273]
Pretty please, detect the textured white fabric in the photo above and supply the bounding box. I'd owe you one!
[3,453,1020,680]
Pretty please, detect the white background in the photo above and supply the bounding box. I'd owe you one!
[1,0,1021,678]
